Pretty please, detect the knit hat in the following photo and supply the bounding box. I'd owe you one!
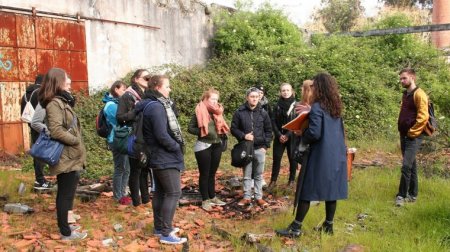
[246,87,260,97]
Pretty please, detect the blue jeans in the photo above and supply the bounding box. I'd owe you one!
[109,143,130,200]
[243,148,266,200]
[397,135,422,198]
[152,168,181,236]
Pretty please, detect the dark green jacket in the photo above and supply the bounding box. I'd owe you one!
[187,114,221,144]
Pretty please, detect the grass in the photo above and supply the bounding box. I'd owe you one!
[230,167,450,252]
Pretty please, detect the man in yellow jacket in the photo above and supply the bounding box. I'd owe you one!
[396,68,429,207]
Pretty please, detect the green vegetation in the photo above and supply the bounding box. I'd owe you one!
[20,6,449,179]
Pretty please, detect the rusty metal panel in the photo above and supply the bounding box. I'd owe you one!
[36,49,54,75]
[16,14,35,48]
[0,82,24,122]
[0,123,25,154]
[0,12,17,47]
[18,48,37,82]
[69,22,86,51]
[70,51,87,81]
[53,19,70,50]
[35,16,54,49]
[54,50,70,70]
[0,47,19,81]
[71,81,88,93]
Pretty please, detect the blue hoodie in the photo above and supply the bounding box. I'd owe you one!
[135,97,184,171]
[102,92,119,143]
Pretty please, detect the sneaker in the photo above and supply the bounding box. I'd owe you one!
[159,233,187,245]
[154,227,180,237]
[70,224,81,232]
[395,196,405,207]
[406,195,417,203]
[237,198,251,206]
[210,197,226,206]
[119,196,132,205]
[202,200,213,211]
[276,223,302,238]
[61,231,88,240]
[34,181,53,189]
[256,199,269,207]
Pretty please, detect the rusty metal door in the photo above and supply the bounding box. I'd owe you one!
[0,11,88,155]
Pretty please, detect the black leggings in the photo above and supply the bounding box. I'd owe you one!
[194,143,222,201]
[56,171,80,236]
[128,157,150,206]
[271,137,297,182]
[295,200,337,223]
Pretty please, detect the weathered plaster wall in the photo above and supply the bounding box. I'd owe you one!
[0,0,214,92]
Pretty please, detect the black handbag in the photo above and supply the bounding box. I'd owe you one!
[220,134,228,152]
[231,140,254,167]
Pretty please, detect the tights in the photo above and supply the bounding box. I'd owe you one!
[295,200,337,223]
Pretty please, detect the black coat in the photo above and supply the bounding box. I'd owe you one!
[231,102,273,149]
[116,84,145,127]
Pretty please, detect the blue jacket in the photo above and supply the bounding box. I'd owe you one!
[300,102,348,201]
[102,93,119,143]
[135,98,185,171]
[231,102,272,149]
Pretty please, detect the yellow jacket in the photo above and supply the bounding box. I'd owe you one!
[409,88,429,138]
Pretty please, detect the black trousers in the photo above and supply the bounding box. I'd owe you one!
[31,128,46,184]
[270,137,298,182]
[152,168,181,236]
[194,143,222,201]
[56,171,79,236]
[128,157,150,206]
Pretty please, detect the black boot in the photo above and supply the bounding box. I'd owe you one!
[315,220,333,235]
[275,221,302,238]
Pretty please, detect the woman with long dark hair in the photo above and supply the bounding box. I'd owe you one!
[38,68,87,240]
[276,73,348,237]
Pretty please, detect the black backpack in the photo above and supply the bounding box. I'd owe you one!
[96,105,112,138]
[231,140,254,168]
[127,101,157,167]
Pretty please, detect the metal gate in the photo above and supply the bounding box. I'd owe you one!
[0,11,88,155]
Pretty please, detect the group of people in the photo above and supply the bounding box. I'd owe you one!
[21,66,429,244]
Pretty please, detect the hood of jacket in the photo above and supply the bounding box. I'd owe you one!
[102,92,118,104]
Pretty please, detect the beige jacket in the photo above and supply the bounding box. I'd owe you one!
[46,97,86,176]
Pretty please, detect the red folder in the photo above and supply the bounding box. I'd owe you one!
[282,111,309,131]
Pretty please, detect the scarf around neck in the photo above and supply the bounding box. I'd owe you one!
[277,96,296,116]
[156,96,184,145]
[57,91,76,107]
[195,100,230,137]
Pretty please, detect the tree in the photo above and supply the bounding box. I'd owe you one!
[379,0,433,8]
[317,0,364,33]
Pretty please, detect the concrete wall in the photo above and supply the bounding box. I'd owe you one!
[0,0,214,92]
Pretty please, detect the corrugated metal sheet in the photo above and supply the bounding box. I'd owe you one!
[0,11,88,155]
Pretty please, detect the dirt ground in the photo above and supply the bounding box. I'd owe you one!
[0,150,411,251]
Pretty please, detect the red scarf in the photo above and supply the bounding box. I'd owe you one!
[195,100,230,137]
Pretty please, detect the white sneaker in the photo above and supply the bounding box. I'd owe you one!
[61,231,87,240]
